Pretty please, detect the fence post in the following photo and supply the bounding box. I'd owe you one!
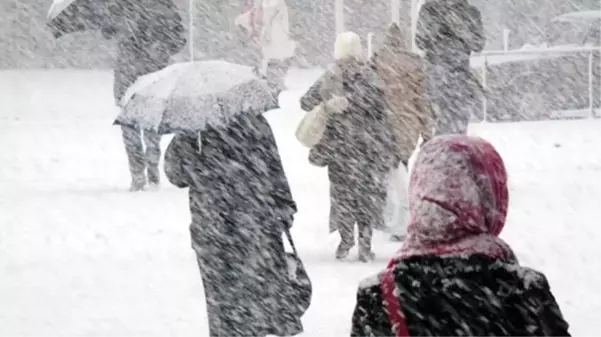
[588,51,594,118]
[502,29,510,51]
[335,0,344,35]
[367,32,374,58]
[481,56,488,122]
[391,0,400,24]
[188,0,194,61]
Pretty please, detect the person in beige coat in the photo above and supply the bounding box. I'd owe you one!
[371,23,434,167]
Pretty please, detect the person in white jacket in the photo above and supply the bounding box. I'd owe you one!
[236,0,297,84]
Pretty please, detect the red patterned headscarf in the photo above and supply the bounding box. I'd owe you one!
[388,135,515,267]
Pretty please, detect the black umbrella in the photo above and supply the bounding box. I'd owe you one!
[47,0,113,39]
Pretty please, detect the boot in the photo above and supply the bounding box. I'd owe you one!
[147,166,160,188]
[358,248,375,262]
[335,243,353,260]
[129,175,146,192]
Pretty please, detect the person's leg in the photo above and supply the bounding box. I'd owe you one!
[330,190,356,259]
[357,221,374,262]
[387,166,409,241]
[121,125,146,191]
[143,129,161,186]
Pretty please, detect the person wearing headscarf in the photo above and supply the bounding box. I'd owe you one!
[351,135,570,336]
[301,32,401,262]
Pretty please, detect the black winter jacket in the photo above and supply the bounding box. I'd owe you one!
[416,0,485,69]
[104,0,186,102]
[351,255,570,336]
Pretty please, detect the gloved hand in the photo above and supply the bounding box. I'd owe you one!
[325,95,349,114]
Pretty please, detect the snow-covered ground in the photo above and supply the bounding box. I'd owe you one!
[1,68,600,336]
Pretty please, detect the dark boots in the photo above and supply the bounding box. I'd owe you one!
[335,222,375,262]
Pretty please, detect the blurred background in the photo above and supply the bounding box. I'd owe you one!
[2,0,599,69]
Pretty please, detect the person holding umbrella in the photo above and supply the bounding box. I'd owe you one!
[102,0,186,191]
[115,59,310,336]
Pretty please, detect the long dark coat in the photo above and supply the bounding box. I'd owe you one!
[164,113,302,337]
[416,0,485,134]
[302,60,401,232]
[103,0,186,102]
[351,255,571,336]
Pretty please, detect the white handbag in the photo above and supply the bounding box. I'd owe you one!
[295,96,348,148]
[295,102,329,148]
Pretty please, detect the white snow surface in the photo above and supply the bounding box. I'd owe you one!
[1,68,600,336]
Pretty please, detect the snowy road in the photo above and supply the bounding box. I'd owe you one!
[1,69,600,336]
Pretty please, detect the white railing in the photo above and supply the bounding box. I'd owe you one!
[475,46,601,121]
[365,30,601,121]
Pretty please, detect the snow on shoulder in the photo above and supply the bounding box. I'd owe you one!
[358,272,382,290]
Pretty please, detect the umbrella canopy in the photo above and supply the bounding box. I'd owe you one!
[47,0,112,39]
[114,60,280,134]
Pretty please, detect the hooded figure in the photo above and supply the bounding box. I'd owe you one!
[301,32,401,262]
[372,23,434,166]
[351,135,570,336]
[164,113,303,337]
[102,0,186,191]
[416,0,485,135]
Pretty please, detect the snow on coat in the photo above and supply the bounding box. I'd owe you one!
[416,0,485,135]
[164,113,302,337]
[372,24,434,165]
[351,255,571,336]
[351,136,571,336]
[415,0,485,67]
[107,0,185,103]
[304,59,401,233]
[394,135,513,261]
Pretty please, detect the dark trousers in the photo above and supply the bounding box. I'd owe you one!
[121,126,161,183]
[425,63,482,135]
[330,192,381,252]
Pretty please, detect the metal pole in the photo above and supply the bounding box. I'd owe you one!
[335,0,344,35]
[391,0,400,24]
[189,0,194,61]
[367,32,374,58]
[588,51,594,118]
[482,56,488,122]
[502,29,510,51]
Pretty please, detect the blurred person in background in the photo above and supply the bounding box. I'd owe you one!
[371,23,434,242]
[102,0,186,191]
[236,0,297,90]
[416,0,485,135]
[301,32,400,262]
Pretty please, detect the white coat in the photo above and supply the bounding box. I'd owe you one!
[259,0,296,66]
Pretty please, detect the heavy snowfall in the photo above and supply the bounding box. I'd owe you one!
[1,0,600,336]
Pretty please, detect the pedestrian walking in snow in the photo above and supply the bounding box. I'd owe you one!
[236,0,297,89]
[351,135,571,336]
[102,0,186,191]
[371,23,435,241]
[164,113,305,337]
[416,0,485,135]
[301,32,401,262]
